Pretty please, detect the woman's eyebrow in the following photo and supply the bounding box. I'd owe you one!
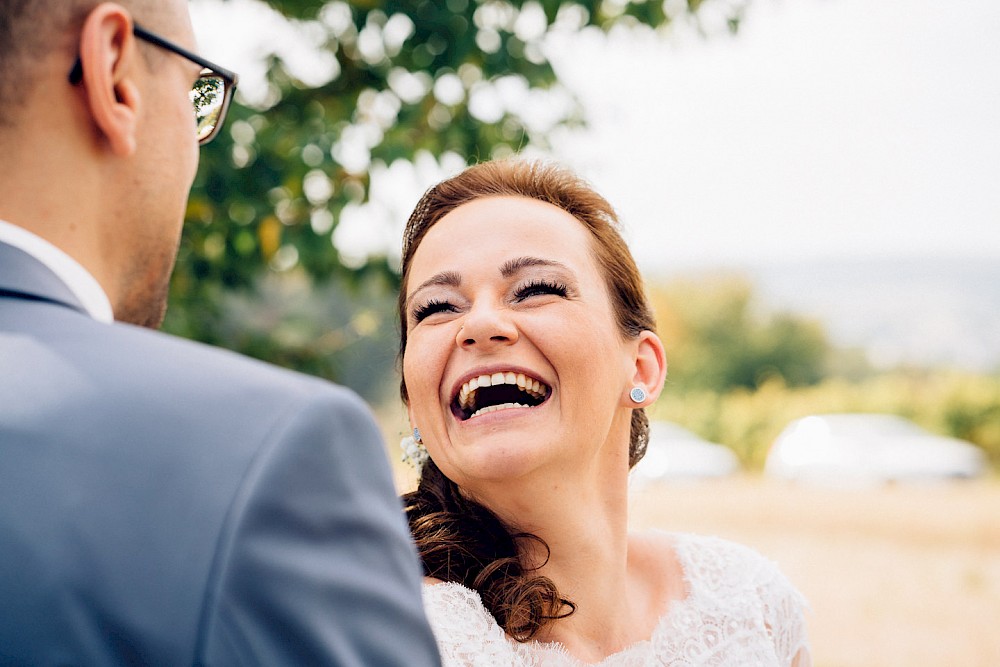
[499,256,571,278]
[405,271,462,309]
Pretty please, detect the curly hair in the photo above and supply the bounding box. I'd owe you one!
[399,159,656,640]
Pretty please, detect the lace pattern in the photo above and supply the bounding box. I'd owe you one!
[422,533,809,666]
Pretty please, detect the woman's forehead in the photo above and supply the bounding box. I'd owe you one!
[427,196,588,248]
[410,197,596,280]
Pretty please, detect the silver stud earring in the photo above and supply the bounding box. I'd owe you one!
[629,386,647,404]
[400,427,429,470]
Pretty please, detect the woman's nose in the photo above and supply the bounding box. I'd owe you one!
[456,302,519,349]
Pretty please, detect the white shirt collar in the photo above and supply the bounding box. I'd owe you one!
[0,219,114,323]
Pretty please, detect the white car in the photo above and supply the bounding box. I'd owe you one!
[765,413,986,484]
[631,421,740,484]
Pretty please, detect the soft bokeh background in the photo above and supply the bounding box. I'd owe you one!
[180,0,1000,664]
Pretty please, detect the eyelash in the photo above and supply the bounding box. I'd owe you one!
[412,299,456,322]
[411,280,568,323]
[514,279,569,301]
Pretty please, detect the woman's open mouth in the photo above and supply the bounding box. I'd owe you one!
[452,372,551,421]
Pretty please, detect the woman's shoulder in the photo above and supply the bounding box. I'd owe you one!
[630,529,769,570]
[422,578,482,610]
[421,580,529,665]
[635,531,810,665]
[421,579,498,633]
[632,530,804,602]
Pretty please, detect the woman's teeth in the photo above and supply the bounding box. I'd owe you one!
[457,372,549,418]
[469,402,529,419]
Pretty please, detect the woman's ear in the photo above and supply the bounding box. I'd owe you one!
[626,330,667,407]
[77,4,141,156]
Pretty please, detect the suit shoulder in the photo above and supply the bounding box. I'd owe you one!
[65,320,371,424]
[7,311,377,448]
[107,321,337,393]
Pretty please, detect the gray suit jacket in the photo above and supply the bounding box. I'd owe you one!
[0,241,440,666]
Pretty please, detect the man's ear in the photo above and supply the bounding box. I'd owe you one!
[77,3,141,156]
[625,330,668,407]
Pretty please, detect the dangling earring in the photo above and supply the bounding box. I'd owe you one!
[400,427,429,469]
[629,386,647,404]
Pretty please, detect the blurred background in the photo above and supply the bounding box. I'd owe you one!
[180,0,1000,664]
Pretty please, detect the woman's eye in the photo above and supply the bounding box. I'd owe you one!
[513,280,569,302]
[412,299,457,322]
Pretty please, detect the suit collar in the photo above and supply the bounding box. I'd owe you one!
[0,240,90,316]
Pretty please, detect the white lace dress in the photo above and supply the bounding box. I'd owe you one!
[422,533,810,666]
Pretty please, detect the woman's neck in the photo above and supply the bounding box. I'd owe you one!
[474,470,662,664]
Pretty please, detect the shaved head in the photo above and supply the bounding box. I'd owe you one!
[0,0,170,128]
[0,0,90,127]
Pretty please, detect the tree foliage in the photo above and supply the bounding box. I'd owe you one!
[650,275,832,393]
[165,0,748,392]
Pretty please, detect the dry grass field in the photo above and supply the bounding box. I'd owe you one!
[628,475,1000,667]
[394,461,1000,666]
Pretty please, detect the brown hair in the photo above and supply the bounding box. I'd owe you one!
[398,159,656,640]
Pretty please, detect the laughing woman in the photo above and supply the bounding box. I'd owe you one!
[398,159,811,666]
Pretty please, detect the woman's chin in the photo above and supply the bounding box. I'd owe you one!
[440,439,554,488]
[438,403,566,484]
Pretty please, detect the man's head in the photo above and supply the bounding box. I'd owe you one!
[0,0,186,141]
[0,1,81,129]
[0,1,235,328]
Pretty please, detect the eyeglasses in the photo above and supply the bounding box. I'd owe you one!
[69,23,239,145]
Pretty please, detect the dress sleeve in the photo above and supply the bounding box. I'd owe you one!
[754,557,811,667]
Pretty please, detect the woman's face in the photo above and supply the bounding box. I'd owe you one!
[402,195,641,490]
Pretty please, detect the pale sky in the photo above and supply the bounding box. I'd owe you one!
[546,0,1000,272]
[193,0,1000,274]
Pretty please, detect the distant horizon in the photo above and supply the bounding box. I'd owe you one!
[645,255,1000,372]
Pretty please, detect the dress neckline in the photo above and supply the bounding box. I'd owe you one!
[423,532,809,667]
[519,531,696,665]
[426,531,698,666]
